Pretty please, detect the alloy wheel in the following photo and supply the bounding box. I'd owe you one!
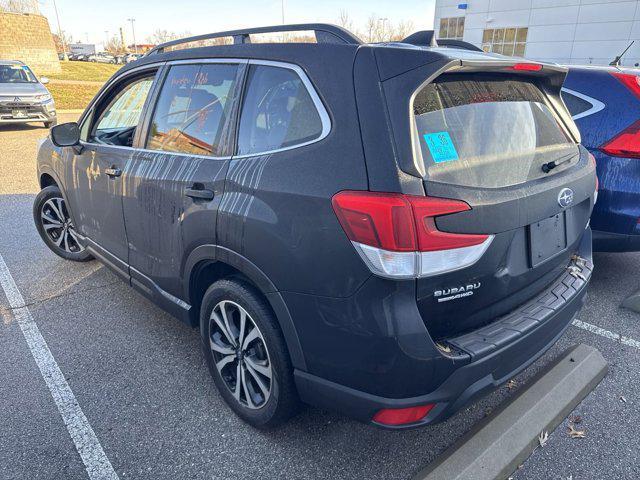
[209,300,273,409]
[40,197,85,253]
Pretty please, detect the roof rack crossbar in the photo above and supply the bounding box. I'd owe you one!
[146,23,362,55]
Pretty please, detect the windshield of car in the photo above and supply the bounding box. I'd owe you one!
[0,64,38,83]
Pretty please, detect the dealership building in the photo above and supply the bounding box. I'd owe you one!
[434,0,640,66]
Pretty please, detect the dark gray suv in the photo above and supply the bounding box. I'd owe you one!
[33,24,596,429]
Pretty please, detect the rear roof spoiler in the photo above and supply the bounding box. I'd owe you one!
[145,23,362,56]
[436,39,483,52]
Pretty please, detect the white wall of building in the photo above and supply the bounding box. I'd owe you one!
[434,0,640,66]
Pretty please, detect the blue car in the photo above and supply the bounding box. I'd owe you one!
[562,66,640,252]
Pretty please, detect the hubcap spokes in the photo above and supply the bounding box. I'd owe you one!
[209,300,272,409]
[41,197,85,254]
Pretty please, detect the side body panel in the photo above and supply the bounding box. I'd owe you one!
[217,52,371,299]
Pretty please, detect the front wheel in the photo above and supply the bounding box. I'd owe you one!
[33,186,93,262]
[201,279,300,429]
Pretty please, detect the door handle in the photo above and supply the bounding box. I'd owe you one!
[105,167,122,178]
[185,187,215,201]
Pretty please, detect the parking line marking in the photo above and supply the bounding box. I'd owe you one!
[0,254,119,480]
[572,319,640,351]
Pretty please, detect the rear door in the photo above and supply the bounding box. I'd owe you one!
[409,70,595,338]
[121,60,244,313]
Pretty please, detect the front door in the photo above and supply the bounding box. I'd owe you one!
[121,61,244,309]
[67,71,158,272]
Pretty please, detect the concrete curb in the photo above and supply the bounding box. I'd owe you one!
[622,290,640,313]
[413,343,608,480]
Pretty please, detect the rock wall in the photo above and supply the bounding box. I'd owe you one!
[0,12,61,74]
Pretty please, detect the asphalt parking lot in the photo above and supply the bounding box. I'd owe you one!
[1,114,639,480]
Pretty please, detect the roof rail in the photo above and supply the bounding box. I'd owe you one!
[436,39,483,52]
[145,23,362,56]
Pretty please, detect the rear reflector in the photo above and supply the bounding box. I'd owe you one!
[600,119,640,159]
[511,63,543,72]
[373,404,435,426]
[332,191,492,278]
[611,72,640,100]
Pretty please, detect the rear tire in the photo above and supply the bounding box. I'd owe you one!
[200,279,300,429]
[33,186,93,262]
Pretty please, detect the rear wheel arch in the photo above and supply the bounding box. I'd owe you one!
[185,247,307,371]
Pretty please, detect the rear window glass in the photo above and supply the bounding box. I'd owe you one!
[237,65,323,155]
[413,74,578,188]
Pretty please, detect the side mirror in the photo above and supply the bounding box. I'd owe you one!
[40,76,50,84]
[51,122,80,147]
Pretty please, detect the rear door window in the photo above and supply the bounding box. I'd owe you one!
[413,74,578,188]
[237,65,324,155]
[147,63,239,156]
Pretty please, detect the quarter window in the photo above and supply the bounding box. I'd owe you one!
[147,63,239,156]
[92,75,155,146]
[237,65,323,155]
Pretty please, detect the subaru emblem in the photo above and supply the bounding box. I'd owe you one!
[558,188,574,208]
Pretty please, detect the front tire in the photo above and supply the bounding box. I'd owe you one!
[33,186,92,262]
[201,279,300,429]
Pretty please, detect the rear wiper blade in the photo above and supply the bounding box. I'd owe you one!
[541,153,577,174]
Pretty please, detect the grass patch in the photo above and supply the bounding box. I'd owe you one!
[49,83,102,110]
[48,62,121,82]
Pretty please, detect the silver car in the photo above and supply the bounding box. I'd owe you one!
[0,60,57,128]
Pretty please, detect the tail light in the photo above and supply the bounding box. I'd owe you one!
[600,119,640,159]
[372,404,435,426]
[332,191,492,279]
[600,73,640,159]
[611,72,640,100]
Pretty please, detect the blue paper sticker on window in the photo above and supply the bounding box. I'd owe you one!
[423,132,459,163]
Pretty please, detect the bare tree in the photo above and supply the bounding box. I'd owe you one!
[0,0,40,13]
[337,10,354,32]
[146,29,183,45]
[105,34,126,55]
[52,31,73,53]
[339,12,414,43]
[390,20,414,41]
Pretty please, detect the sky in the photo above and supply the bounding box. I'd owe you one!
[38,0,435,46]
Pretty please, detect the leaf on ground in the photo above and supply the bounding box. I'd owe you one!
[538,430,549,447]
[569,415,582,424]
[568,424,586,439]
[506,379,517,390]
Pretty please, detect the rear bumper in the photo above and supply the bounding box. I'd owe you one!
[294,230,592,429]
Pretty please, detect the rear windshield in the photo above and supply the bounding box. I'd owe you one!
[413,74,578,189]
